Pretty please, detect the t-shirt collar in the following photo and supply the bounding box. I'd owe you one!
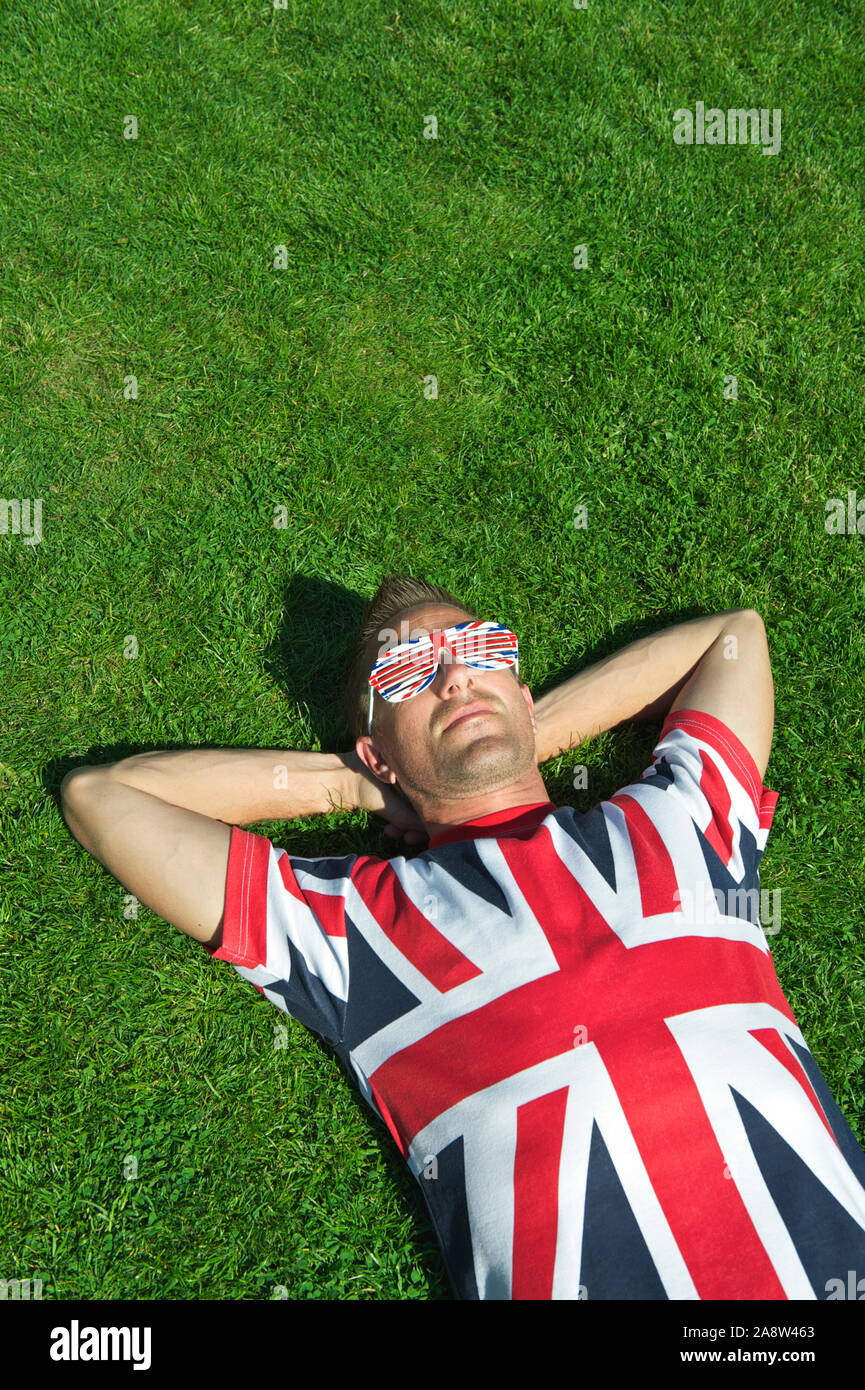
[427,800,558,849]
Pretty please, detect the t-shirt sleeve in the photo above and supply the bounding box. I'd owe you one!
[637,706,779,887]
[206,824,364,1049]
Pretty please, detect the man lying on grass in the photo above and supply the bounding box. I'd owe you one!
[61,574,865,1300]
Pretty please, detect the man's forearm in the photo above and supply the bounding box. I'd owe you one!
[532,609,751,763]
[97,748,358,826]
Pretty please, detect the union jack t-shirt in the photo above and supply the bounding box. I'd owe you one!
[210,708,865,1299]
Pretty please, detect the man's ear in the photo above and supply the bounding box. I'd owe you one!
[521,683,538,731]
[355,734,399,786]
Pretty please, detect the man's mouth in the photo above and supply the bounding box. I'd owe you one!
[442,703,494,732]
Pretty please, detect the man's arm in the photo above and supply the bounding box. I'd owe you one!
[532,608,772,776]
[667,609,774,781]
[60,750,360,949]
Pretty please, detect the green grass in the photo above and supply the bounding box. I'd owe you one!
[2,0,864,1300]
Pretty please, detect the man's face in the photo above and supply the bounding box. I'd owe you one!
[357,603,538,806]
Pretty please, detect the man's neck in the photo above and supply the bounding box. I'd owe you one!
[419,768,551,842]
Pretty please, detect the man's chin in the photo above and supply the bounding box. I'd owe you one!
[439,738,530,785]
[393,732,534,800]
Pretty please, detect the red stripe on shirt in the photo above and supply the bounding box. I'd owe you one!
[749,1027,838,1146]
[511,1087,569,1299]
[608,793,683,917]
[352,859,483,991]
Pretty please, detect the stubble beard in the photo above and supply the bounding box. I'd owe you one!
[393,723,532,804]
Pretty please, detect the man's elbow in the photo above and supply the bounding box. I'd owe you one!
[60,765,111,852]
[61,763,105,805]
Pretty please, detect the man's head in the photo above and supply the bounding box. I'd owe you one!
[343,575,547,839]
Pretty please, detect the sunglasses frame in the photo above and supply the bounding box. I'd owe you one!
[366,620,519,736]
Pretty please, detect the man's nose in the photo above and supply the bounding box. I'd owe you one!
[433,649,471,687]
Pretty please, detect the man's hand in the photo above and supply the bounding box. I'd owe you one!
[339,750,428,846]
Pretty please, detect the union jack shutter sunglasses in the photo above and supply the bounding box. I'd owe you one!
[367,620,519,735]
